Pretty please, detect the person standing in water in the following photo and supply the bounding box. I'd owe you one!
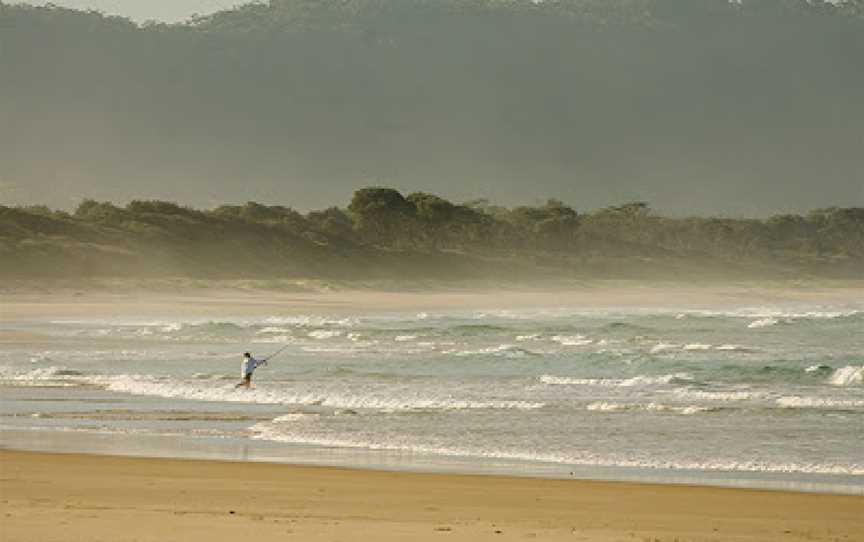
[236,352,266,389]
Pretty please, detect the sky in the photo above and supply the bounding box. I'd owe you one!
[8,1,249,23]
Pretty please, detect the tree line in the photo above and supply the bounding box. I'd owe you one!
[1,188,861,280]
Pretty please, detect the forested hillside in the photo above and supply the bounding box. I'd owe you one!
[1,1,863,213]
[2,189,861,281]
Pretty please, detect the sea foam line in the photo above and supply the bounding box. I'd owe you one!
[776,396,864,409]
[93,375,546,412]
[539,373,692,387]
[671,389,769,402]
[249,424,864,476]
[585,402,718,415]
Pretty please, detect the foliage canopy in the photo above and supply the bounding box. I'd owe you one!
[1,188,861,280]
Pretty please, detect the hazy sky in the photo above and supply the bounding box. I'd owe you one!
[4,0,862,214]
[9,1,249,22]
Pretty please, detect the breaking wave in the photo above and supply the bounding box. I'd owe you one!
[550,335,594,347]
[829,366,863,387]
[584,402,718,415]
[671,389,767,402]
[748,317,781,329]
[91,375,546,412]
[449,344,538,358]
[776,396,864,409]
[539,373,693,387]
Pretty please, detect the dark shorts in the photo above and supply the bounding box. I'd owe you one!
[243,373,253,381]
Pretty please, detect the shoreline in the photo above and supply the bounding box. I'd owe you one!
[2,448,863,542]
[3,429,862,496]
[4,281,862,541]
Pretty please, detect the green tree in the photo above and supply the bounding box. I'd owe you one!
[348,187,417,248]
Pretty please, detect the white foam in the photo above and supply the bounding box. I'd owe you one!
[650,343,679,354]
[1,366,85,381]
[301,345,370,354]
[678,405,714,415]
[585,402,714,415]
[829,366,863,386]
[777,396,864,409]
[264,315,359,328]
[551,335,593,347]
[748,317,780,329]
[776,310,861,320]
[539,373,692,387]
[346,333,375,345]
[272,413,319,423]
[651,342,752,353]
[620,373,693,387]
[0,365,94,388]
[685,308,861,321]
[249,426,864,476]
[450,345,535,358]
[254,334,293,344]
[539,375,604,386]
[94,375,546,412]
[793,310,861,320]
[672,389,766,402]
[715,344,750,352]
[394,335,417,342]
[585,401,628,412]
[29,354,52,364]
[308,330,343,339]
[256,326,293,335]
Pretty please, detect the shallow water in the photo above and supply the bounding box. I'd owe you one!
[2,302,862,493]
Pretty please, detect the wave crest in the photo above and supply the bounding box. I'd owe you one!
[829,366,863,387]
[539,373,692,387]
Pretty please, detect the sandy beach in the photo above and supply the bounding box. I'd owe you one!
[3,284,863,541]
[1,449,862,542]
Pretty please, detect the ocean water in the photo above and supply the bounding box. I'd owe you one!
[2,301,863,493]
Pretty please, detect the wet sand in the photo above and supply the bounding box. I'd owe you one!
[1,450,862,542]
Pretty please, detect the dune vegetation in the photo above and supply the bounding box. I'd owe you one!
[2,188,861,281]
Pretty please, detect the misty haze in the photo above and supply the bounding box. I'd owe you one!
[1,4,863,542]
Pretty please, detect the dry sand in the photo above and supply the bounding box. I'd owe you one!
[1,450,862,542]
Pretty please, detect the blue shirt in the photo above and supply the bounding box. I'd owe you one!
[242,356,261,376]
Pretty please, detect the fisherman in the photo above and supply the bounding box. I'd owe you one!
[235,352,266,389]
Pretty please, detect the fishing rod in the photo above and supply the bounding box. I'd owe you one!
[262,343,292,363]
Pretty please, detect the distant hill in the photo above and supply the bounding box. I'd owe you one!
[1,1,863,213]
